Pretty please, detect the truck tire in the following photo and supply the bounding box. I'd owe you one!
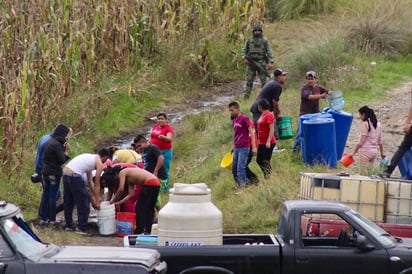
[178,266,234,274]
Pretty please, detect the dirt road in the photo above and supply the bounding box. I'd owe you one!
[345,82,412,176]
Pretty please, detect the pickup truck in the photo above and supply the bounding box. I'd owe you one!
[0,200,167,274]
[125,200,412,274]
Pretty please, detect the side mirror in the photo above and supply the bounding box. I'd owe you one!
[356,234,375,251]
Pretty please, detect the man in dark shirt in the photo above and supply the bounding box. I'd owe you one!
[250,68,288,138]
[292,71,331,153]
[132,135,167,181]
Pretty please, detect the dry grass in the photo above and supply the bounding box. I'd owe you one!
[344,0,412,56]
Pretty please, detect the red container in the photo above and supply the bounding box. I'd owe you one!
[306,218,349,237]
[116,212,136,237]
[377,223,412,238]
[303,217,412,238]
[340,153,354,167]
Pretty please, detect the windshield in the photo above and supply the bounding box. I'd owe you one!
[1,217,55,261]
[346,210,395,247]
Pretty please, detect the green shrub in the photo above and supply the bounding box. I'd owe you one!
[291,38,352,75]
[289,37,372,92]
[345,0,412,56]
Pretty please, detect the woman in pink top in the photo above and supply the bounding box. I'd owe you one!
[350,105,385,174]
[150,112,174,192]
[256,99,276,179]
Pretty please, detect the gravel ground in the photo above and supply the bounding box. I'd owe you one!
[344,82,412,176]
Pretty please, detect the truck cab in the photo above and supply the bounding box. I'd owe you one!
[277,200,412,274]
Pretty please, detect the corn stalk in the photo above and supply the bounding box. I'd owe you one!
[0,0,265,179]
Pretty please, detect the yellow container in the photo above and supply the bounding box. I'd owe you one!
[299,173,340,201]
[299,173,385,222]
[340,176,385,222]
[220,152,233,170]
[386,179,412,224]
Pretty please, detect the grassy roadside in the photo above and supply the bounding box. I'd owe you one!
[4,1,412,244]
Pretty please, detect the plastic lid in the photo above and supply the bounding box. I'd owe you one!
[302,117,335,125]
[170,183,211,195]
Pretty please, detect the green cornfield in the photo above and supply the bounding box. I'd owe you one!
[0,0,265,179]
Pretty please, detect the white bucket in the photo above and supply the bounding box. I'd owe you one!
[97,201,116,235]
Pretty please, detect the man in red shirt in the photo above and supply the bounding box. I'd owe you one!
[229,102,257,194]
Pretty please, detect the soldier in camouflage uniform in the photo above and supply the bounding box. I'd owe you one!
[241,23,274,99]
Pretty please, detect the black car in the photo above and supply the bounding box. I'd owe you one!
[0,200,167,274]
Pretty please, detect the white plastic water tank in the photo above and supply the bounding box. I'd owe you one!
[157,183,223,246]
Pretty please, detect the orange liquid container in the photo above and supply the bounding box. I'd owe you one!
[116,212,136,237]
[340,153,354,167]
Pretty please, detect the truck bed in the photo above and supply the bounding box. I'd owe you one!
[124,234,281,274]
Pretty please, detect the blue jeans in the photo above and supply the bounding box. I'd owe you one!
[37,173,63,217]
[292,122,302,153]
[39,174,61,222]
[386,125,412,175]
[232,147,250,187]
[161,149,173,192]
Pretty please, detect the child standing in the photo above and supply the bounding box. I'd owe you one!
[350,106,385,175]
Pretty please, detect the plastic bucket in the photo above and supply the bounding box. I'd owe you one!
[323,108,353,160]
[97,202,116,235]
[302,118,337,168]
[97,216,116,235]
[340,153,354,167]
[220,152,233,170]
[380,157,389,168]
[277,116,293,140]
[328,90,345,111]
[116,212,136,237]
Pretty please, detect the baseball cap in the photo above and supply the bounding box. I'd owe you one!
[274,69,288,77]
[306,71,316,77]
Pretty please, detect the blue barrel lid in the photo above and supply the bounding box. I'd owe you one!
[323,107,353,117]
[302,117,335,125]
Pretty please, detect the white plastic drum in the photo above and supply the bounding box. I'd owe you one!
[157,183,223,246]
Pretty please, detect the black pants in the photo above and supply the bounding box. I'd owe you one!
[386,125,412,174]
[246,150,259,184]
[63,174,90,231]
[135,185,160,234]
[257,143,275,179]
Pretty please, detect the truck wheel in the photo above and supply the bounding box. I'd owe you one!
[178,266,234,274]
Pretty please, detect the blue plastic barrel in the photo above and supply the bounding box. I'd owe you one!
[323,108,353,160]
[302,118,337,168]
[299,113,333,161]
[398,148,412,179]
